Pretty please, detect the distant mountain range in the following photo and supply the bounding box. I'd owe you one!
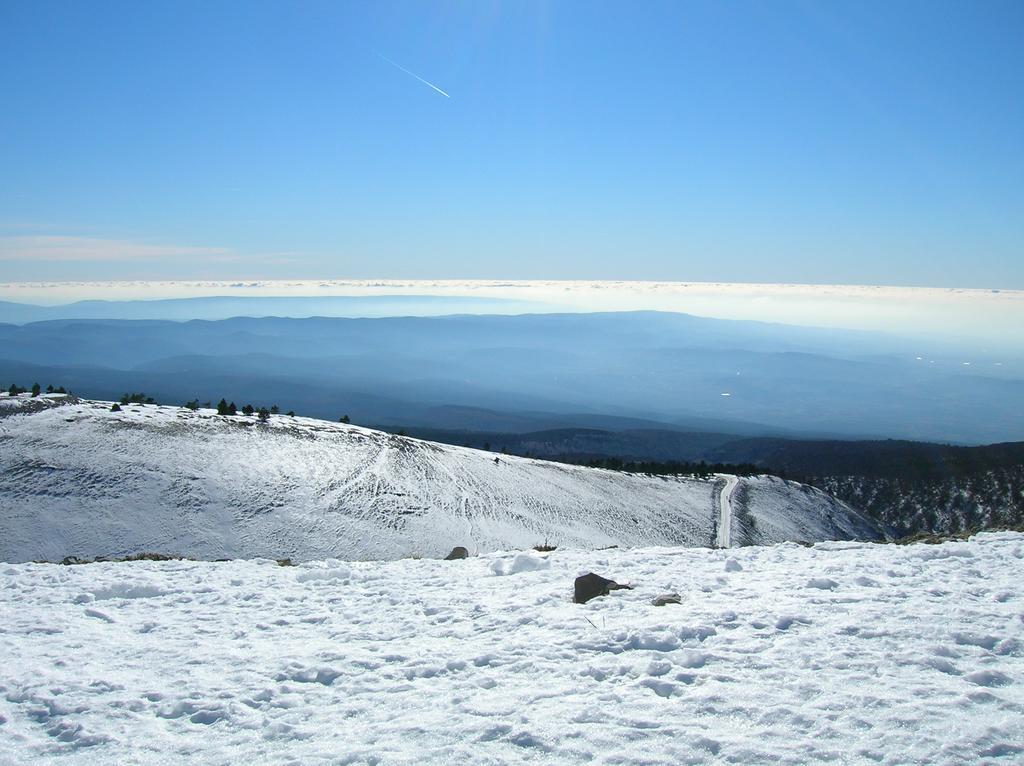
[374,425,743,462]
[2,308,1021,443]
[0,294,543,323]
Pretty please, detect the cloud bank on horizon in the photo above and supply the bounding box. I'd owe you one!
[1,279,1021,348]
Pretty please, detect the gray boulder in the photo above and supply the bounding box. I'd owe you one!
[574,572,633,604]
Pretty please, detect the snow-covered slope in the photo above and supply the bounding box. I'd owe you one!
[730,474,887,545]
[0,396,880,562]
[2,533,1021,764]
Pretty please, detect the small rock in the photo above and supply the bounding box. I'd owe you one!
[651,593,682,607]
[444,546,469,560]
[574,572,633,604]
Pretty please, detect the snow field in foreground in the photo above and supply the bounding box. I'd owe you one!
[1,533,1022,765]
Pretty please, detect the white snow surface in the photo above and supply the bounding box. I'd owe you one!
[0,398,878,562]
[1,533,1022,764]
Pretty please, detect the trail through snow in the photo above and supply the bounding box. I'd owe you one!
[716,473,739,548]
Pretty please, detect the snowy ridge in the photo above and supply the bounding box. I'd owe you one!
[0,396,880,562]
[1,533,1022,763]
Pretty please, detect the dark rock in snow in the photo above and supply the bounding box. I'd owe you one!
[444,546,469,560]
[651,593,682,606]
[574,572,633,604]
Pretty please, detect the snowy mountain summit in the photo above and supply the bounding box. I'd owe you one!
[0,396,881,562]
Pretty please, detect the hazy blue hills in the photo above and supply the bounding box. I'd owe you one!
[1,309,1021,443]
[378,426,745,462]
[0,295,541,323]
[704,438,1024,479]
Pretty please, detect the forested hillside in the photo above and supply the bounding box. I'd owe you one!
[814,467,1024,537]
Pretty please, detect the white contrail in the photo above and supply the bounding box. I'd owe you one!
[378,54,450,98]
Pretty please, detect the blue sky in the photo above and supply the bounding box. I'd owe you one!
[1,1,1022,287]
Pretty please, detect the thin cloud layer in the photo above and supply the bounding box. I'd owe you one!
[0,279,1020,348]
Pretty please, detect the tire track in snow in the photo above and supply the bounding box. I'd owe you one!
[716,474,739,548]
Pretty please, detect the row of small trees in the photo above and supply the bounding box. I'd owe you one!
[209,400,352,424]
[213,398,288,421]
[5,383,69,397]
[575,457,762,480]
[6,382,356,427]
[120,392,156,405]
[112,393,294,420]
